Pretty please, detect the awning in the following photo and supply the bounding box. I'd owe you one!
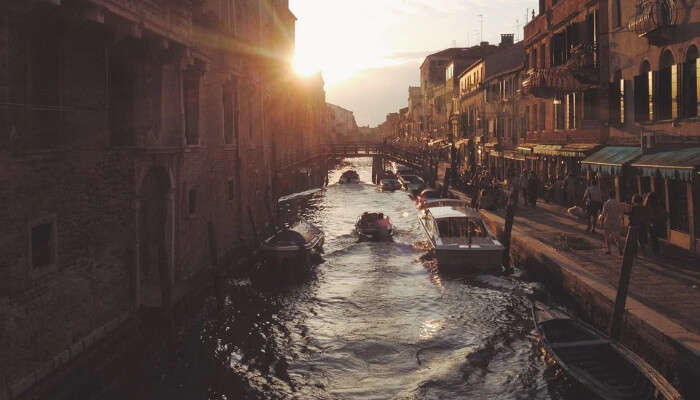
[517,144,536,154]
[488,150,503,157]
[582,146,642,175]
[455,138,471,147]
[484,141,500,149]
[630,147,700,182]
[559,143,602,158]
[504,150,526,161]
[429,138,446,146]
[533,145,563,156]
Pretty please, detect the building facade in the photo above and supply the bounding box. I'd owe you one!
[0,0,327,393]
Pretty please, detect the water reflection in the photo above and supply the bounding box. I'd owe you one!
[101,158,588,400]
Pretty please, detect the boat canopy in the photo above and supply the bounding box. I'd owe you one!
[428,206,480,220]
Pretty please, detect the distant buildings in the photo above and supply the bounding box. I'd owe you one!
[386,0,700,253]
[326,103,359,142]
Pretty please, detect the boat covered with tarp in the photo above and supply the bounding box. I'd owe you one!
[261,220,324,264]
[532,301,682,400]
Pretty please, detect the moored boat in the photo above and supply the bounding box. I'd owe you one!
[339,170,360,184]
[418,204,503,270]
[261,220,324,265]
[355,212,393,241]
[532,301,682,400]
[378,177,401,191]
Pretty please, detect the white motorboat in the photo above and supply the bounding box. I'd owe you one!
[339,170,360,184]
[418,204,504,270]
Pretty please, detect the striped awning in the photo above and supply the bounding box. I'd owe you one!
[533,145,563,156]
[582,146,642,175]
[630,147,700,182]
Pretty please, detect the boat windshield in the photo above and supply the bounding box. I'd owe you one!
[436,218,487,238]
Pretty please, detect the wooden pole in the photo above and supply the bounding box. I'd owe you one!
[247,206,259,246]
[502,191,517,273]
[207,221,224,312]
[609,226,638,340]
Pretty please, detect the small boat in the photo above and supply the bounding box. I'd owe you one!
[532,301,683,400]
[416,188,442,209]
[339,170,360,184]
[378,177,401,191]
[398,174,425,195]
[261,220,324,265]
[418,204,504,270]
[355,212,393,241]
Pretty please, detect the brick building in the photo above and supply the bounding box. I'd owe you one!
[0,0,326,394]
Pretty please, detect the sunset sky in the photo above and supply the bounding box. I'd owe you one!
[289,0,535,126]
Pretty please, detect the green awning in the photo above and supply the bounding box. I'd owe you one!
[559,143,602,158]
[582,146,642,175]
[533,145,562,156]
[630,147,700,182]
[504,150,525,161]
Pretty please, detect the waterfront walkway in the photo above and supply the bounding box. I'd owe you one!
[448,187,700,356]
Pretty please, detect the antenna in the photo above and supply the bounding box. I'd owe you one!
[478,14,484,43]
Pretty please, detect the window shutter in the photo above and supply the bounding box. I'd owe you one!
[648,71,654,121]
[697,61,700,117]
[620,79,625,124]
[671,64,678,119]
[565,94,571,129]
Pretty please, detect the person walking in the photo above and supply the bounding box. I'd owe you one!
[627,194,649,256]
[643,192,668,257]
[583,179,603,233]
[564,173,577,207]
[601,190,623,255]
[527,171,539,207]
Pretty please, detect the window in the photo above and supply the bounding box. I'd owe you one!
[619,79,625,124]
[682,46,699,118]
[539,102,546,130]
[524,106,530,132]
[532,48,538,70]
[227,179,235,201]
[223,79,237,145]
[566,93,578,129]
[613,0,622,28]
[657,50,676,120]
[540,44,546,69]
[532,103,538,131]
[583,89,599,120]
[554,98,565,130]
[635,61,651,122]
[184,65,203,145]
[188,188,197,215]
[30,219,56,269]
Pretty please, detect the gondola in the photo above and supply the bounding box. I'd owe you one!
[532,301,682,400]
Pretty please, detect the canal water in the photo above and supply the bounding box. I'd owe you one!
[99,158,587,400]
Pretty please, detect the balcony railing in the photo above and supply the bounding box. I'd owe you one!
[522,67,597,98]
[566,43,599,84]
[628,0,679,37]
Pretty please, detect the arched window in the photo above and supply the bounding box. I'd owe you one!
[635,61,651,122]
[682,45,699,118]
[657,49,676,120]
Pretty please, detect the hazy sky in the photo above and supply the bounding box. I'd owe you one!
[289,0,535,126]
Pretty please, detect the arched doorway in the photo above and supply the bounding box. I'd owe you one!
[138,166,172,310]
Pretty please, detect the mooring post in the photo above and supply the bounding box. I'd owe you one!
[502,191,517,273]
[247,206,259,246]
[442,167,451,197]
[609,226,638,340]
[207,221,224,312]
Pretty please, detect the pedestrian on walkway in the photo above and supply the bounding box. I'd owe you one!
[627,194,649,256]
[564,173,577,207]
[527,171,539,207]
[643,192,668,257]
[601,190,623,255]
[583,179,603,233]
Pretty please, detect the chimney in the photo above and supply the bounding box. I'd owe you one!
[500,34,514,47]
[480,41,489,47]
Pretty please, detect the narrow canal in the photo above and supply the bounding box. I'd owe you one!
[99,158,585,400]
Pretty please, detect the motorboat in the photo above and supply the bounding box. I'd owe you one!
[420,199,470,214]
[416,188,442,209]
[378,177,401,191]
[398,174,426,195]
[532,301,682,400]
[418,204,504,270]
[390,161,412,176]
[339,170,360,184]
[261,220,324,265]
[355,212,393,241]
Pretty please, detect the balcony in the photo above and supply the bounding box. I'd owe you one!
[566,43,599,84]
[627,0,679,40]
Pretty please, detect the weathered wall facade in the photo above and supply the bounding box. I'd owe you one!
[0,0,326,395]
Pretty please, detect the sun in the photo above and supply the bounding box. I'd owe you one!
[292,52,320,77]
